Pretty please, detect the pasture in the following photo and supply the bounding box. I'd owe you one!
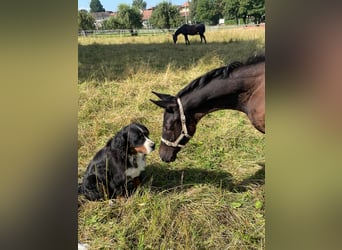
[78,26,265,249]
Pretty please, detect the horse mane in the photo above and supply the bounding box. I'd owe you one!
[174,24,186,36]
[245,53,265,66]
[177,54,265,97]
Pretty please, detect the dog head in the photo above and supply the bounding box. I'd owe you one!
[111,123,155,155]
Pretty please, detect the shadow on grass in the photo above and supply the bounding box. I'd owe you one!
[143,162,264,193]
[78,40,262,83]
[77,163,264,206]
[233,162,265,192]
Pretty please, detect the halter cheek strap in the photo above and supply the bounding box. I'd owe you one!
[161,98,191,148]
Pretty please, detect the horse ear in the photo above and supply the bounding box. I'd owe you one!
[150,99,165,109]
[152,91,176,101]
[151,91,177,109]
[150,99,177,110]
[150,99,169,109]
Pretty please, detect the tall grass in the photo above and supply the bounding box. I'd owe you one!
[79,26,265,249]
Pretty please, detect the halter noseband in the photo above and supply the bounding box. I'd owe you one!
[161,98,191,148]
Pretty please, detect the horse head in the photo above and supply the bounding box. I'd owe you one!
[172,34,177,44]
[150,91,196,162]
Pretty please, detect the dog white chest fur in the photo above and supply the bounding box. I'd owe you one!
[126,153,146,179]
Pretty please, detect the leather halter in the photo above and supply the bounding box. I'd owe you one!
[161,98,191,148]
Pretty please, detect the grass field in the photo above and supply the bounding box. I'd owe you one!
[78,26,265,249]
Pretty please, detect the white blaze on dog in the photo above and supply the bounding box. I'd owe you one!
[126,153,146,178]
[144,137,155,154]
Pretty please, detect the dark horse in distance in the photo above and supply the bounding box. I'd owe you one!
[151,55,265,162]
[172,24,206,45]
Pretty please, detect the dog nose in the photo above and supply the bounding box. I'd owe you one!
[151,142,155,150]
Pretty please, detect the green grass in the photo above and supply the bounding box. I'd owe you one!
[78,26,265,249]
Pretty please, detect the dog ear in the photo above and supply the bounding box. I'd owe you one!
[107,137,115,150]
[111,129,128,150]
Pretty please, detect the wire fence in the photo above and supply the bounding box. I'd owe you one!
[78,28,175,37]
[78,23,264,37]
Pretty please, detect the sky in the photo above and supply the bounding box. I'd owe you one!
[78,0,187,12]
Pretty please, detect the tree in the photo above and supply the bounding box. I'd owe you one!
[189,0,198,23]
[116,4,143,29]
[223,0,240,24]
[238,0,251,24]
[150,2,182,29]
[78,10,96,31]
[132,0,147,11]
[196,0,223,25]
[90,0,105,13]
[223,0,265,25]
[102,17,122,29]
[247,0,265,24]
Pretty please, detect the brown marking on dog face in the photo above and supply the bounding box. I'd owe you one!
[134,145,147,154]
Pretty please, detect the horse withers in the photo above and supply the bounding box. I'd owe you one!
[151,55,265,162]
[172,24,206,45]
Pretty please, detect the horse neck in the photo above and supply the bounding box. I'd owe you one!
[179,79,244,122]
[174,27,182,36]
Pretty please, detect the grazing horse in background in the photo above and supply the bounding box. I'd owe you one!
[151,55,265,162]
[172,24,206,45]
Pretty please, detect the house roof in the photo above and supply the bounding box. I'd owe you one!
[91,11,112,20]
[142,9,153,20]
[109,12,117,17]
[182,2,190,7]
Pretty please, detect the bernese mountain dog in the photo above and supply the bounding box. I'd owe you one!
[78,123,155,201]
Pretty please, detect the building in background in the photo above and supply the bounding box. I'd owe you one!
[142,8,154,29]
[178,1,190,24]
[89,2,190,29]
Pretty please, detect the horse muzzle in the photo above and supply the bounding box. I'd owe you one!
[159,143,180,162]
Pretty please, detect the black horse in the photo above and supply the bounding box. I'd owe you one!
[151,55,265,162]
[172,24,206,45]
